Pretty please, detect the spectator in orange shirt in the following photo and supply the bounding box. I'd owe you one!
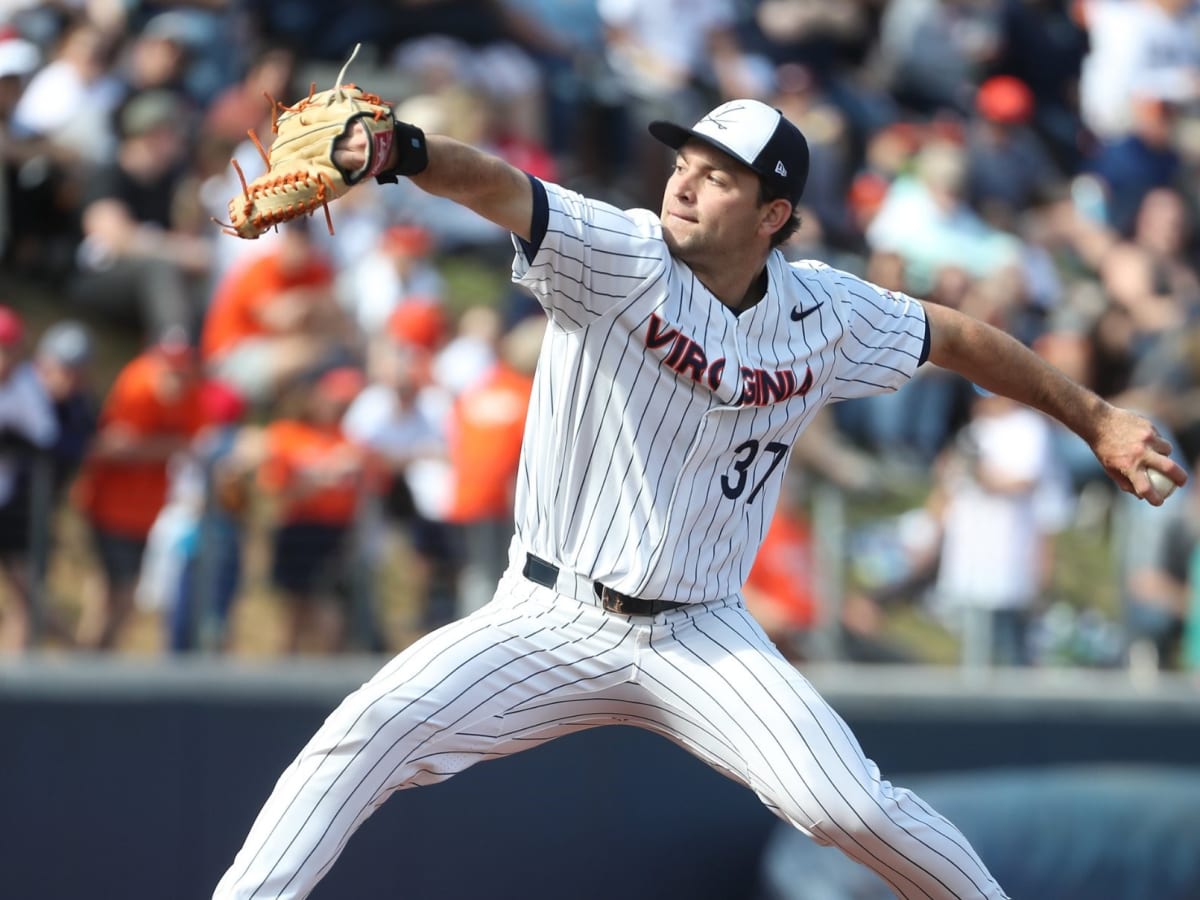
[259,367,376,654]
[201,221,356,410]
[72,329,204,650]
[448,315,544,616]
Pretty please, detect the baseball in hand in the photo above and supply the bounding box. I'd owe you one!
[1147,467,1177,499]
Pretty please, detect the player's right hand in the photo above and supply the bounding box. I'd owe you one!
[1092,405,1187,505]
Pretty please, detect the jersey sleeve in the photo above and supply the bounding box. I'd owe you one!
[825,268,930,401]
[510,178,668,331]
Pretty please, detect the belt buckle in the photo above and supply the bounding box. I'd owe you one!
[599,586,631,615]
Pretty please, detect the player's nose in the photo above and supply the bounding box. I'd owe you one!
[669,173,697,201]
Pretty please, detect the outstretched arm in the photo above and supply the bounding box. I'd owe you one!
[922,300,1187,505]
[335,123,534,240]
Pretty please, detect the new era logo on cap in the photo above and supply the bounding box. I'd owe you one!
[649,99,810,204]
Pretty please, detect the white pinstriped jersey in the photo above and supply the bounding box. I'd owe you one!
[512,180,928,604]
[215,164,1008,900]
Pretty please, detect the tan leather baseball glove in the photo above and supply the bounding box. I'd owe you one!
[218,47,427,239]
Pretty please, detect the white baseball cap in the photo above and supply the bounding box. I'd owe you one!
[649,99,810,204]
[0,37,39,80]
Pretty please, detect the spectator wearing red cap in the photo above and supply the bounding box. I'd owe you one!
[386,298,448,354]
[259,367,383,654]
[965,75,1062,227]
[201,221,357,410]
[0,306,59,652]
[71,333,205,650]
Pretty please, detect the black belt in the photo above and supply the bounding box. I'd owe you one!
[522,553,686,616]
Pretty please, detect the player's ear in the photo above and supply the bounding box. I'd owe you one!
[759,198,793,238]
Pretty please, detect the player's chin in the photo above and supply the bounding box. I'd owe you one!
[662,225,700,261]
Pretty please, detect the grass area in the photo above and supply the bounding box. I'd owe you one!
[1049,516,1120,617]
[438,251,513,316]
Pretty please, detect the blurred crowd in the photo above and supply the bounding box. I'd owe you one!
[1,0,1199,670]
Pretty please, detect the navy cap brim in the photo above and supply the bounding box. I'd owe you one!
[649,120,758,176]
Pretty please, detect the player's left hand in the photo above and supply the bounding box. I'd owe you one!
[216,45,426,240]
[1092,405,1187,505]
[331,119,380,179]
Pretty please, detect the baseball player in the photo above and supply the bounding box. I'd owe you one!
[213,95,1186,900]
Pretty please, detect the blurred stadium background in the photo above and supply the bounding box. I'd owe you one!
[2,1,1200,898]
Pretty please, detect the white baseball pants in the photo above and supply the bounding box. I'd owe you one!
[213,561,1008,900]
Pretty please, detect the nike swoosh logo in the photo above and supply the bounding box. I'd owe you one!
[791,303,823,322]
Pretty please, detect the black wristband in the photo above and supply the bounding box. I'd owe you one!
[375,121,429,183]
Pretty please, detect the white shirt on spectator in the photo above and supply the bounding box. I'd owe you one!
[338,254,446,337]
[598,0,736,97]
[11,59,121,163]
[1079,0,1200,140]
[342,383,451,521]
[935,405,1058,611]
